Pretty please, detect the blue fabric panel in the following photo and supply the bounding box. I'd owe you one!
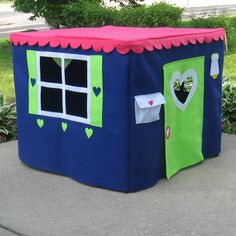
[202,42,224,158]
[13,46,131,192]
[129,41,224,191]
[13,40,224,192]
[129,52,166,191]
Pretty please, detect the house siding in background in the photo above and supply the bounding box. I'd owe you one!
[147,0,236,7]
[104,0,236,7]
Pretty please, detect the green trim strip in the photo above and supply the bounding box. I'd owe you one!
[27,50,38,114]
[90,56,103,128]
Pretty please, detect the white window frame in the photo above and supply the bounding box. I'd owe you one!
[36,51,91,124]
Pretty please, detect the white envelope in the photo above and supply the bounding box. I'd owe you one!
[134,92,166,124]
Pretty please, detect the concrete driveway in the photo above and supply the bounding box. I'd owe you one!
[0,134,236,236]
[0,3,47,38]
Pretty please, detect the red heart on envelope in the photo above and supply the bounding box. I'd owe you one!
[148,100,154,106]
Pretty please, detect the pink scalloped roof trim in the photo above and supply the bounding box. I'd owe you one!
[10,26,226,55]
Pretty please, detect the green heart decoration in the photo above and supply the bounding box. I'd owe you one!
[53,58,72,69]
[61,122,68,132]
[37,119,44,128]
[65,59,72,69]
[53,58,61,67]
[30,77,36,87]
[85,128,93,139]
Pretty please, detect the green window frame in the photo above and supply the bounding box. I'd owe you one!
[27,50,103,128]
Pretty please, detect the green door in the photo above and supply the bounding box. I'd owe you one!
[163,57,205,179]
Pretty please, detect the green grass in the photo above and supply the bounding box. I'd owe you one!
[223,15,236,83]
[0,40,15,103]
[224,52,236,84]
[224,16,236,84]
[0,1,15,102]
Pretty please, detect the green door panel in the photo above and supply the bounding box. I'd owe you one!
[163,56,205,179]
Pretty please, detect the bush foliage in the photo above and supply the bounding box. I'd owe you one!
[62,1,115,28]
[191,12,233,48]
[62,2,183,28]
[13,0,101,28]
[222,78,236,134]
[0,93,17,143]
[13,0,183,28]
[0,39,10,49]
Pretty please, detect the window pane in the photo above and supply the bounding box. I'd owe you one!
[66,91,87,118]
[40,57,62,83]
[41,87,63,113]
[65,59,87,87]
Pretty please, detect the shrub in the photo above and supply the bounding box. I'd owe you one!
[113,3,183,27]
[113,6,147,26]
[62,2,183,28]
[143,3,183,27]
[222,77,236,134]
[0,39,10,49]
[0,93,17,143]
[191,11,233,48]
[62,1,115,28]
[13,0,101,28]
[115,2,183,27]
[13,0,76,29]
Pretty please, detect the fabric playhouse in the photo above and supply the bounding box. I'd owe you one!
[11,26,225,192]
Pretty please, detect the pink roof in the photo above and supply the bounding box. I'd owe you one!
[10,26,226,54]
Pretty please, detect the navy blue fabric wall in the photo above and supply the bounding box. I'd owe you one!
[129,41,224,191]
[13,40,224,192]
[13,46,131,192]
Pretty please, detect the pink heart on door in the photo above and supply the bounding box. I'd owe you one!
[166,127,170,139]
[148,100,154,106]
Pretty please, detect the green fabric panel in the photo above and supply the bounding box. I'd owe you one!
[53,58,62,67]
[64,59,72,69]
[90,56,103,128]
[53,58,72,69]
[163,56,205,179]
[27,50,38,114]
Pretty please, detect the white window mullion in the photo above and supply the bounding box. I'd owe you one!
[87,58,91,124]
[37,51,90,61]
[65,85,88,93]
[37,51,91,124]
[40,82,63,89]
[61,56,66,117]
[40,82,88,94]
[37,53,42,114]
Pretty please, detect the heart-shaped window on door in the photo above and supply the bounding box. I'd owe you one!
[170,69,198,111]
